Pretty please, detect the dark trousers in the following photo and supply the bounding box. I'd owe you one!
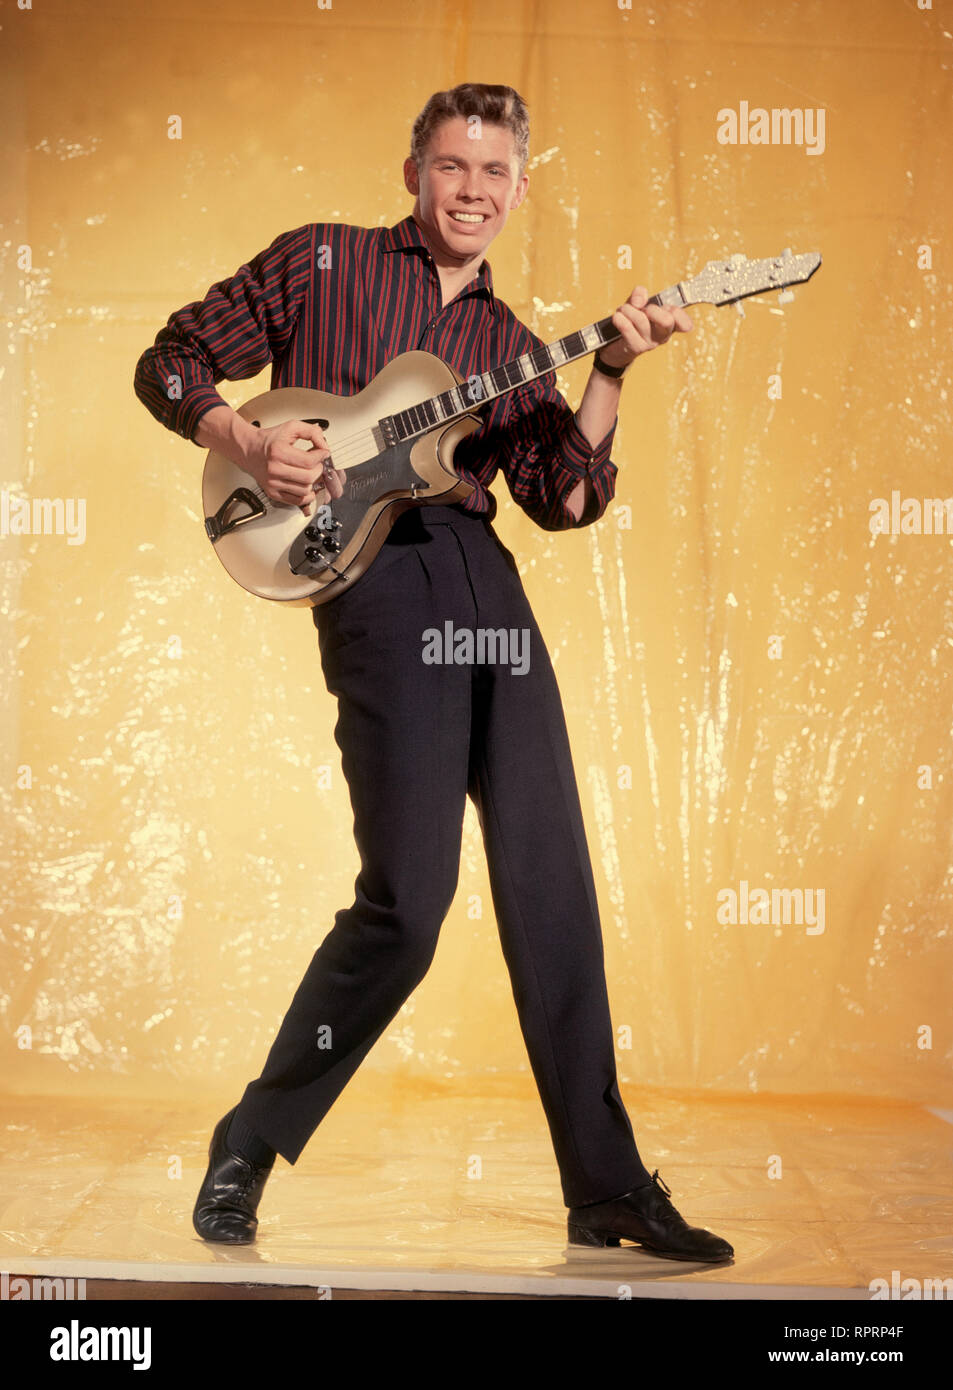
[235,504,652,1207]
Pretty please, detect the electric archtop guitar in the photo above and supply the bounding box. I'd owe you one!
[202,248,821,607]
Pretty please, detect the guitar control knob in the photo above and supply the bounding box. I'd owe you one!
[304,525,320,540]
[304,546,323,563]
[322,535,342,553]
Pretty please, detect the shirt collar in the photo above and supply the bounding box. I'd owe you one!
[382,215,497,313]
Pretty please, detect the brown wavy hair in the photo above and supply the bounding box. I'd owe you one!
[410,83,530,175]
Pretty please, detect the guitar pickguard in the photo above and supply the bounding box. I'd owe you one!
[287,438,430,576]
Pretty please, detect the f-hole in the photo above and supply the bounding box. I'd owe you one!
[250,417,330,432]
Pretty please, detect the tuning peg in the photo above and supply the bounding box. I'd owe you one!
[778,289,795,304]
[735,301,746,318]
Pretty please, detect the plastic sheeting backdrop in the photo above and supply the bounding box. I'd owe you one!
[1,0,951,1106]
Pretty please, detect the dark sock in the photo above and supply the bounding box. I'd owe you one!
[226,1111,276,1168]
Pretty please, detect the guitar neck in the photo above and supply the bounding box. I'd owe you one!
[382,282,688,445]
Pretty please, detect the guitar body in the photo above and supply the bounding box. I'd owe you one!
[201,351,480,607]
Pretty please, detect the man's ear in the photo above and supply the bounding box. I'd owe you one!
[403,157,420,196]
[511,171,529,211]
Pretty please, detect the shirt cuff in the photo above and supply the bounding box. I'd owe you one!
[560,411,618,478]
[173,388,233,444]
[556,413,619,528]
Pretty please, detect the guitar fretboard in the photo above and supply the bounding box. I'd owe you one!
[383,285,686,445]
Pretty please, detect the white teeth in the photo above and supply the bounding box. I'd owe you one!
[451,212,485,222]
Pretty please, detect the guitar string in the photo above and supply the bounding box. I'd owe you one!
[257,271,802,477]
[244,294,719,487]
[272,331,624,477]
[246,327,635,511]
[289,279,769,471]
[263,379,527,481]
[257,314,633,481]
[226,268,811,515]
[307,278,791,471]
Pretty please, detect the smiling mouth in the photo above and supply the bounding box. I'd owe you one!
[449,211,488,223]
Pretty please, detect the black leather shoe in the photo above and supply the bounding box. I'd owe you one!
[568,1170,733,1262]
[192,1107,274,1245]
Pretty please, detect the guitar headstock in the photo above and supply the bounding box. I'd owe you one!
[681,249,822,307]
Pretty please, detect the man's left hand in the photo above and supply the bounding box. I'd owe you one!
[597,285,693,371]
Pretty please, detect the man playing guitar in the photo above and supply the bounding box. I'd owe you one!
[135,81,733,1263]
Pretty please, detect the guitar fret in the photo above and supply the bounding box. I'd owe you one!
[494,360,524,390]
[655,286,684,308]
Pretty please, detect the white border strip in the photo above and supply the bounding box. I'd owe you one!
[1,1257,872,1300]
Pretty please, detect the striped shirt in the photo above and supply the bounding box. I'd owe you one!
[133,215,618,530]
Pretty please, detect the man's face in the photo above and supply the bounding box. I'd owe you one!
[404,116,529,265]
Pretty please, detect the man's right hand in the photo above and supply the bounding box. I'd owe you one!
[194,406,345,517]
[243,419,345,517]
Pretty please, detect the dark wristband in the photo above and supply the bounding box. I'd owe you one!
[593,350,630,379]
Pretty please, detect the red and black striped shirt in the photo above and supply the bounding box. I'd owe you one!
[133,215,618,530]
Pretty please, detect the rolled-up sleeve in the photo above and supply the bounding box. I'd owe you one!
[479,354,619,531]
[133,224,314,442]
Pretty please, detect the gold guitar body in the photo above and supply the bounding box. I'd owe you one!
[201,351,479,607]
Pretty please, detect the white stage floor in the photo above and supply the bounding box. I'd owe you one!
[2,1079,951,1299]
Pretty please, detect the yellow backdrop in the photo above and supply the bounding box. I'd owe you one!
[2,0,950,1112]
